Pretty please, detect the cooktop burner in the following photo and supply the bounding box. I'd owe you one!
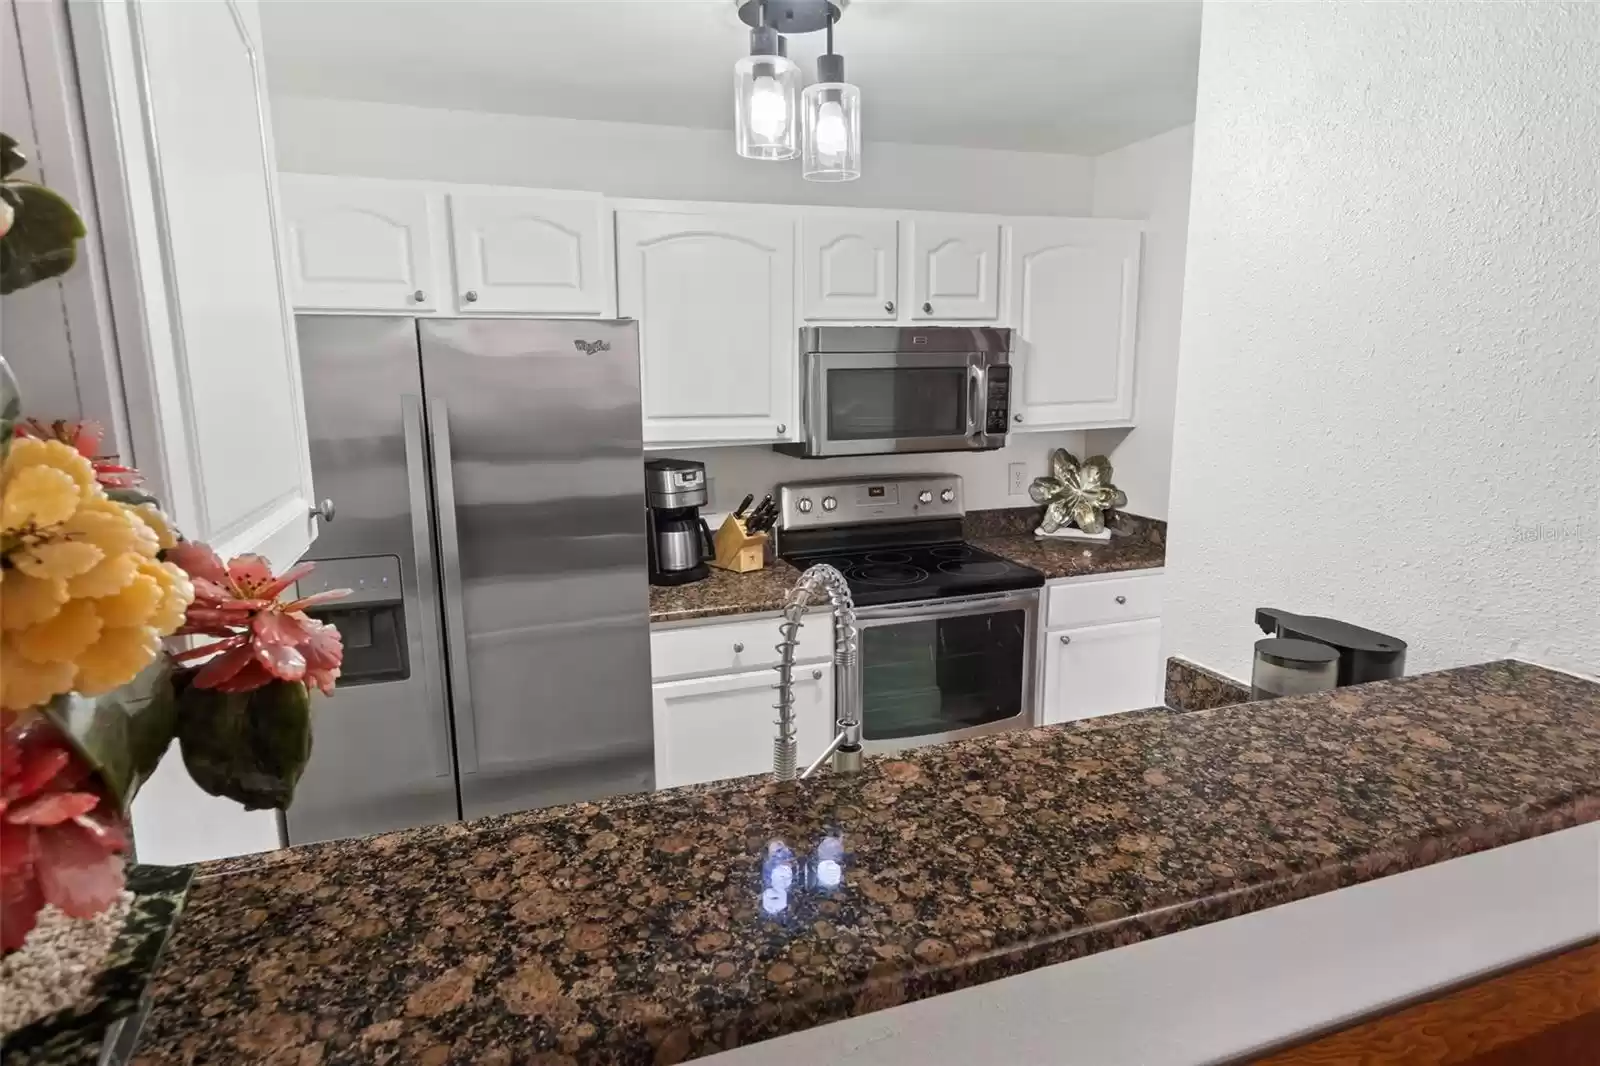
[784,541,1044,607]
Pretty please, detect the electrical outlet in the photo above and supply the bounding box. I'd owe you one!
[1008,462,1028,497]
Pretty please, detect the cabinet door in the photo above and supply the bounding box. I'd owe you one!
[1007,220,1141,429]
[800,215,899,321]
[907,219,1000,320]
[1041,618,1163,725]
[617,210,796,445]
[279,176,439,312]
[652,664,832,789]
[447,191,612,315]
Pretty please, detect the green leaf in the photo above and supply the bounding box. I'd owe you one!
[0,355,19,465]
[0,134,24,180]
[177,679,313,810]
[0,180,86,294]
[41,660,181,813]
[108,487,162,508]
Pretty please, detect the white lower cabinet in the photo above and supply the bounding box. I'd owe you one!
[652,663,833,789]
[1038,571,1165,724]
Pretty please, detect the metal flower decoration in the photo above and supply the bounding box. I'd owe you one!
[1028,449,1127,534]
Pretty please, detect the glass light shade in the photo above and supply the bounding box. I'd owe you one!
[734,54,800,160]
[803,81,861,181]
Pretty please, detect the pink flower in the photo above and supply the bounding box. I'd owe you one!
[15,419,142,489]
[166,543,347,695]
[1,713,128,953]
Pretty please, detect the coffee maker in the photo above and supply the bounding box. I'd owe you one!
[645,458,714,586]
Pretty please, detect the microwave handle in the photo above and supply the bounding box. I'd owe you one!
[967,364,984,438]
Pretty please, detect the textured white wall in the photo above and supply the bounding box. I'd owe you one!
[268,96,1095,215]
[1164,2,1600,681]
[1085,124,1194,521]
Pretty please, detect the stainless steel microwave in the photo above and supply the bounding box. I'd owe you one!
[775,326,1014,458]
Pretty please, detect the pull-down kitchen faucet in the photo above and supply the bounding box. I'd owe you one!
[772,564,863,781]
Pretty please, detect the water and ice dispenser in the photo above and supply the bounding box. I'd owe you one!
[294,556,409,685]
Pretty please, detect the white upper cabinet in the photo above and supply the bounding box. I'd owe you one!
[279,176,439,313]
[907,219,1001,321]
[616,209,795,446]
[1007,219,1142,429]
[800,216,899,321]
[446,191,613,316]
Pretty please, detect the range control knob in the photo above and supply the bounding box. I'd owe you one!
[917,490,933,504]
[821,496,838,512]
[940,488,955,503]
[797,498,813,513]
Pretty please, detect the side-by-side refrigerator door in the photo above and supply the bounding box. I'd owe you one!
[284,316,460,845]
[418,318,653,820]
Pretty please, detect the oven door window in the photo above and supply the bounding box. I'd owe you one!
[825,367,967,441]
[860,608,1027,741]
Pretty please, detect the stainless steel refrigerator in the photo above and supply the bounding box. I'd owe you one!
[284,316,653,845]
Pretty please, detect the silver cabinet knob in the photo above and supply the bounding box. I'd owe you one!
[411,289,427,303]
[1059,634,1071,645]
[812,668,822,680]
[733,642,745,653]
[884,300,895,314]
[1115,595,1127,605]
[922,301,933,314]
[776,424,787,435]
[1014,413,1023,423]
[463,290,479,303]
[309,498,335,523]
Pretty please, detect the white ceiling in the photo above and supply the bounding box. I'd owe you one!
[258,0,1201,156]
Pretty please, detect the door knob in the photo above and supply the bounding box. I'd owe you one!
[463,290,479,303]
[1014,413,1023,423]
[812,669,822,680]
[1115,595,1127,605]
[411,289,426,303]
[776,424,787,435]
[922,301,933,314]
[733,642,745,653]
[884,300,895,314]
[1059,634,1071,645]
[309,498,336,523]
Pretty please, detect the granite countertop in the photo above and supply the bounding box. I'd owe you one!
[129,660,1599,1065]
[648,510,1165,623]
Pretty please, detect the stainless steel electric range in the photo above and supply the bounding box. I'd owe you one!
[775,474,1044,753]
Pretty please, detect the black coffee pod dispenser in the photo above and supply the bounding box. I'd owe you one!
[1254,607,1408,687]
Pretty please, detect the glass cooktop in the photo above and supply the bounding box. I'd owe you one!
[782,542,1044,607]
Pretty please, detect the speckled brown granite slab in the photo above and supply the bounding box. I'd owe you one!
[648,560,803,624]
[128,661,1600,1066]
[1166,656,1253,711]
[968,508,1166,580]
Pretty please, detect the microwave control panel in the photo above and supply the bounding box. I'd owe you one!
[985,365,1012,435]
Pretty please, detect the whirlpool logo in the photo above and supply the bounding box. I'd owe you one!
[573,339,611,355]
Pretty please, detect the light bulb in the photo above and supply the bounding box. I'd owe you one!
[814,100,848,158]
[749,75,789,142]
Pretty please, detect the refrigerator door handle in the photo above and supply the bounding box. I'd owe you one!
[403,395,454,780]
[427,399,480,775]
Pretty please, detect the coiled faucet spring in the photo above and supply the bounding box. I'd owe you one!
[771,564,862,782]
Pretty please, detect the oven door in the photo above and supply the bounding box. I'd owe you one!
[794,350,1000,457]
[853,589,1038,753]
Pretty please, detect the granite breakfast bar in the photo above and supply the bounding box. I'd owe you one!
[124,660,1600,1065]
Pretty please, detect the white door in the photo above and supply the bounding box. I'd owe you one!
[800,215,899,321]
[1007,219,1142,429]
[1041,618,1163,724]
[907,219,1000,321]
[278,176,440,313]
[447,191,612,315]
[652,664,832,789]
[76,0,312,862]
[616,209,796,445]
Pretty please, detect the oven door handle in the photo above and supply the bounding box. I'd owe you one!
[966,363,984,439]
[857,589,1040,623]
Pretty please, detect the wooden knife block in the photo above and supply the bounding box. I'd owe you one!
[710,515,769,573]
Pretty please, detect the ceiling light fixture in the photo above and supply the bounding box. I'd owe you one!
[733,2,800,161]
[802,10,860,182]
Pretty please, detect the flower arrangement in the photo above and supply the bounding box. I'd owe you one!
[0,133,348,957]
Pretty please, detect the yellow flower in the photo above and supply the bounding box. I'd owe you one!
[62,497,153,558]
[13,597,104,665]
[0,636,77,711]
[133,503,179,551]
[0,571,70,630]
[75,625,161,696]
[1,464,80,532]
[66,550,140,599]
[2,438,97,494]
[10,539,104,582]
[141,559,194,635]
[95,572,164,628]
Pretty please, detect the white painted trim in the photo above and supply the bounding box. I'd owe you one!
[709,821,1600,1065]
